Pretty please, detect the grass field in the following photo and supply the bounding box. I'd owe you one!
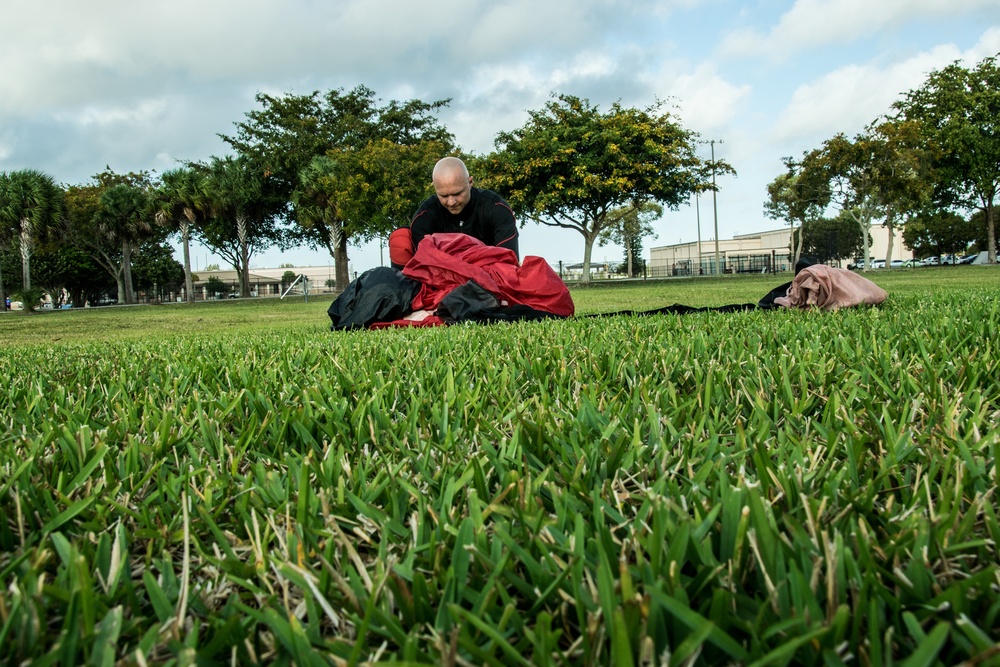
[1,266,998,665]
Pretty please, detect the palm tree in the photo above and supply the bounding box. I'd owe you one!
[97,184,153,304]
[201,157,280,299]
[155,168,207,303]
[0,169,64,304]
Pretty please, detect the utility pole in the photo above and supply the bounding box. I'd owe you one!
[695,192,702,275]
[711,140,722,276]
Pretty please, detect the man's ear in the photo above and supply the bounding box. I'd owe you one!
[469,176,474,186]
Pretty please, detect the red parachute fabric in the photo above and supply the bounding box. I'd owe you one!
[401,233,574,317]
[388,227,415,267]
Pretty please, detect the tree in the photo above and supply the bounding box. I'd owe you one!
[483,95,719,282]
[902,210,977,260]
[808,133,884,271]
[808,122,934,271]
[25,239,113,309]
[764,157,832,266]
[63,182,121,301]
[293,138,448,277]
[220,86,453,290]
[865,118,936,267]
[205,276,229,299]
[131,241,185,301]
[0,169,64,307]
[200,156,286,298]
[893,55,1000,263]
[599,202,662,277]
[970,209,996,256]
[798,215,865,265]
[97,184,154,304]
[154,167,209,303]
[62,169,160,305]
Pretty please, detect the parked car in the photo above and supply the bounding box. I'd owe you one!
[890,259,905,268]
[871,259,886,269]
[957,254,977,264]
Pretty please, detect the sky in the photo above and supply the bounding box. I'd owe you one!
[2,0,999,275]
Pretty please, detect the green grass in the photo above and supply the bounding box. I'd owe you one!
[1,265,993,345]
[1,266,998,665]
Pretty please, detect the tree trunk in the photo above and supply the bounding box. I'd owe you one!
[0,267,6,313]
[116,268,126,304]
[626,238,634,278]
[318,219,351,292]
[987,200,997,264]
[181,220,194,304]
[792,222,803,266]
[580,233,597,284]
[884,215,896,267]
[236,214,251,297]
[335,229,349,292]
[851,213,871,271]
[122,241,135,304]
[19,216,33,290]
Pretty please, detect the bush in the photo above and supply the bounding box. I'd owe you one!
[205,276,230,298]
[11,287,46,313]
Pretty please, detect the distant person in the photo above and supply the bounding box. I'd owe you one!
[389,157,518,268]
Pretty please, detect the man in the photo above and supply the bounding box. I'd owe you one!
[389,157,518,268]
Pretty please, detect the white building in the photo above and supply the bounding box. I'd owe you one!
[649,224,912,276]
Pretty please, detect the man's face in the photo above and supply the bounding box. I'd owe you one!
[434,174,473,215]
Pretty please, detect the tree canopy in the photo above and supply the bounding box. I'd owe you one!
[97,183,154,304]
[893,55,1000,263]
[199,156,287,298]
[902,210,978,260]
[599,202,662,278]
[482,94,720,282]
[155,167,210,303]
[0,169,64,300]
[220,86,454,290]
[764,157,832,266]
[798,215,866,265]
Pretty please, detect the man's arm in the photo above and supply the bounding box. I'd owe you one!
[489,201,519,258]
[409,204,435,253]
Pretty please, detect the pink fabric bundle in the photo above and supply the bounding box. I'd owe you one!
[774,264,888,310]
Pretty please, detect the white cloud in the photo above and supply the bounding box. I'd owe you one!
[53,99,170,128]
[967,26,1000,60]
[771,30,1000,146]
[660,64,752,132]
[0,0,996,269]
[0,0,660,116]
[721,0,1000,60]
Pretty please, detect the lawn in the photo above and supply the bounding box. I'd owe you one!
[1,266,998,665]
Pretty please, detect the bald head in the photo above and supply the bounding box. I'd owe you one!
[432,157,473,215]
[432,157,470,183]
